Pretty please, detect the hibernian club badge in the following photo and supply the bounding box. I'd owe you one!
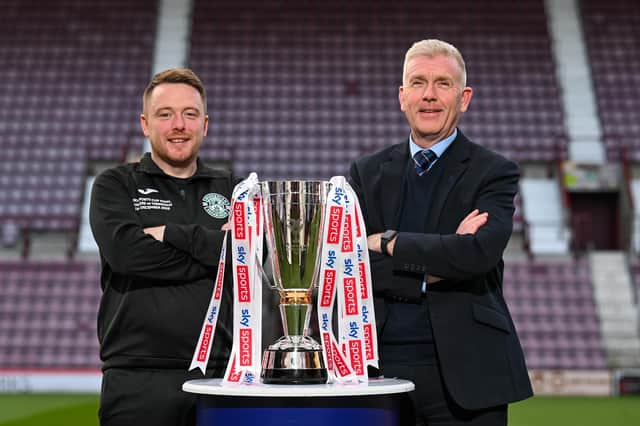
[202,193,230,219]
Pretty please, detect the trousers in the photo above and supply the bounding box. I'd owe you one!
[382,356,508,425]
[99,368,219,426]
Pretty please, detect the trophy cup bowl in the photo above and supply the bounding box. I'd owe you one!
[260,180,329,384]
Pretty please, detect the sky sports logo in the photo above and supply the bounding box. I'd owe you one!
[342,214,353,252]
[327,206,343,244]
[358,262,368,299]
[239,328,252,366]
[253,199,261,234]
[236,265,251,302]
[332,342,351,377]
[320,269,336,307]
[227,357,241,382]
[343,277,359,315]
[214,262,225,299]
[197,324,213,362]
[349,340,364,375]
[364,324,374,360]
[233,202,245,240]
[322,333,334,370]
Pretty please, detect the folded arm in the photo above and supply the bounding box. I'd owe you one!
[389,160,519,280]
[368,208,489,283]
[90,171,222,281]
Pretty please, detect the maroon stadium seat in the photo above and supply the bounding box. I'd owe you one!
[0,0,155,233]
[504,258,607,370]
[0,259,102,369]
[190,0,568,180]
[582,0,640,161]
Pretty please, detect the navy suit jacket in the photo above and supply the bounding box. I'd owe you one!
[349,130,533,410]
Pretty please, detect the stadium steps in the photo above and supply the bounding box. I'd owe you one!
[589,252,640,368]
[151,0,192,73]
[632,180,640,253]
[520,178,571,254]
[545,0,604,163]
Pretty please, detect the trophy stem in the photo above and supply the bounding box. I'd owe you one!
[279,290,312,336]
[262,289,327,384]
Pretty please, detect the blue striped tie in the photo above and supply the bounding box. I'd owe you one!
[413,149,437,176]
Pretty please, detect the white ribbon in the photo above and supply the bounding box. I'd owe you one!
[189,232,228,374]
[317,176,378,382]
[222,173,263,384]
[354,194,379,369]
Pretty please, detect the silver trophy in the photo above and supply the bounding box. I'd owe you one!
[260,180,329,384]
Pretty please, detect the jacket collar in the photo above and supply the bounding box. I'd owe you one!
[425,130,471,231]
[380,142,409,227]
[380,129,471,230]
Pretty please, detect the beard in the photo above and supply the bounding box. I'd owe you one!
[158,150,198,168]
[151,138,202,171]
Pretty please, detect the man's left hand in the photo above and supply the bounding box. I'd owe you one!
[143,226,166,242]
[367,233,387,254]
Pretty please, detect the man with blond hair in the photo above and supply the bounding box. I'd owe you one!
[91,68,234,426]
[349,39,532,425]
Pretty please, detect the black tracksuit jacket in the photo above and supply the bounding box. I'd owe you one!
[90,153,234,372]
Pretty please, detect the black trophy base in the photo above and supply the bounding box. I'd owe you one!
[261,368,328,384]
[261,344,328,384]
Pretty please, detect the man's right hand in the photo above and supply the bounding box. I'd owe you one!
[456,209,488,235]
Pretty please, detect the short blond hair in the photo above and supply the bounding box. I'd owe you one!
[143,68,207,114]
[402,39,467,87]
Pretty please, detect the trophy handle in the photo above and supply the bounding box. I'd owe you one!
[255,253,278,289]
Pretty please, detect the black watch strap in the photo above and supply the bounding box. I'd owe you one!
[380,230,398,256]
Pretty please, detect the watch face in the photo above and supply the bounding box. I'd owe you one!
[383,230,397,240]
[381,230,397,255]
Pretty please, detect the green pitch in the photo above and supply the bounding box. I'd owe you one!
[0,394,639,425]
[510,395,640,426]
[0,394,99,426]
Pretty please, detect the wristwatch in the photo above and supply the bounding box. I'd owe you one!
[380,230,398,256]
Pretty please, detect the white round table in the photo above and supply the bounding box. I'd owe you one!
[183,377,414,426]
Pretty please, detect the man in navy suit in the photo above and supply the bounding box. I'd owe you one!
[349,39,532,425]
